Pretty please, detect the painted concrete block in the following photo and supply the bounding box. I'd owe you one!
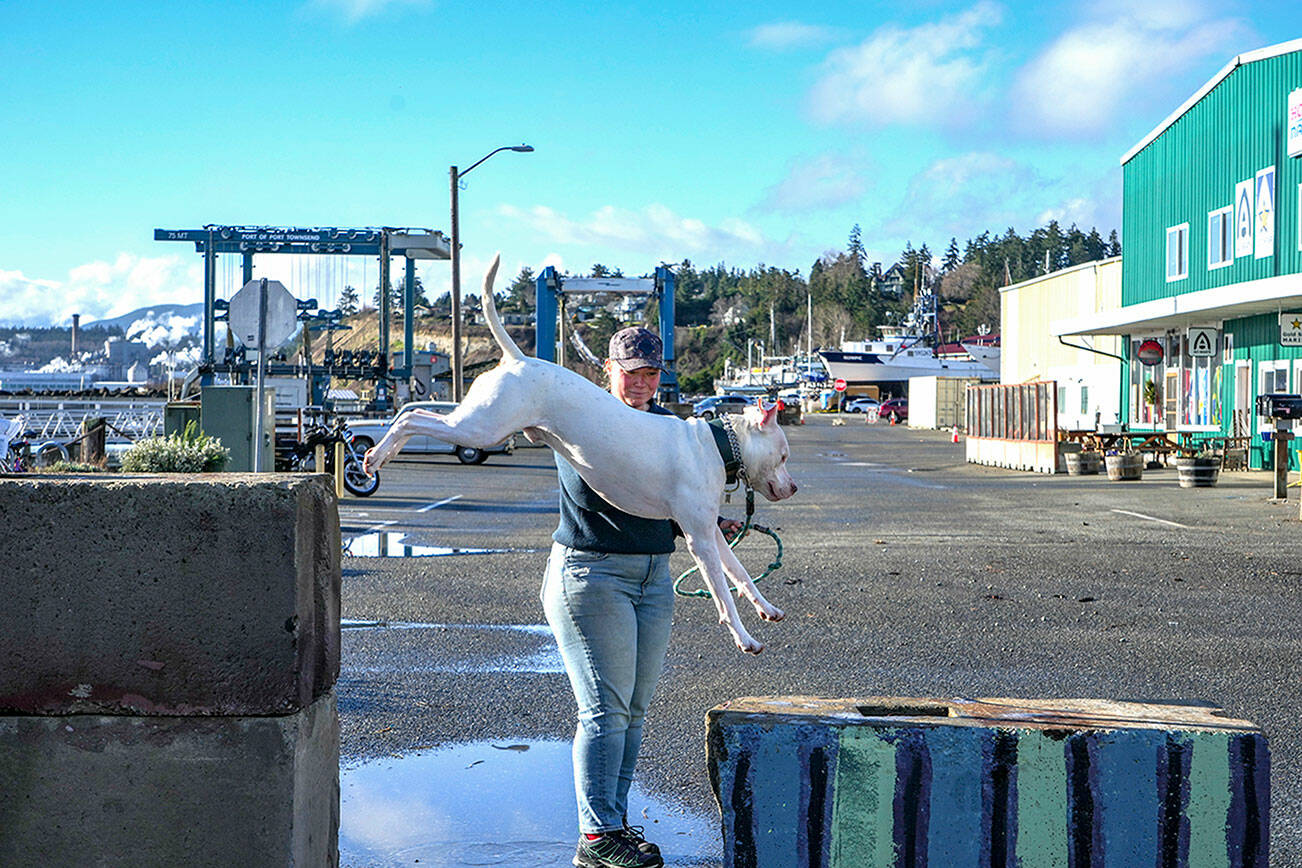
[0,692,339,866]
[707,696,1268,867]
[0,474,340,716]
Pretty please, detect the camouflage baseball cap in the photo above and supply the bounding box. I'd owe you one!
[608,326,668,372]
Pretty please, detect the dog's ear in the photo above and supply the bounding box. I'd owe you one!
[760,402,779,428]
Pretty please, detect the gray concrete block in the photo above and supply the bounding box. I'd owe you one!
[0,692,339,867]
[0,474,340,716]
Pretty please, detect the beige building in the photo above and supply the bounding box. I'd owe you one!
[1000,257,1124,430]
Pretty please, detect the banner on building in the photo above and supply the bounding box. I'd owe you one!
[1279,313,1302,347]
[1235,179,1254,258]
[1187,327,1217,357]
[1290,89,1302,159]
[1255,166,1276,259]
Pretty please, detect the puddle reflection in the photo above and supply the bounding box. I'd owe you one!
[340,740,720,866]
[343,531,531,558]
[342,622,563,674]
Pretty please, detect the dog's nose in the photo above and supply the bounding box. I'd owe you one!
[790,482,798,495]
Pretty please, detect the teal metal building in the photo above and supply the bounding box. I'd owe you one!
[1055,38,1302,468]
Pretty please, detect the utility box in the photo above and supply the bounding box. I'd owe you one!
[162,401,201,437]
[200,386,275,472]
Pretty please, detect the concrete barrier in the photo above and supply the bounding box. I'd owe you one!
[0,474,341,866]
[0,474,339,715]
[707,696,1268,867]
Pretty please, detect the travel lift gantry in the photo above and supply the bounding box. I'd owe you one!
[533,266,679,403]
[155,225,450,410]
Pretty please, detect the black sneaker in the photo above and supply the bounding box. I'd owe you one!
[573,830,664,868]
[621,818,660,858]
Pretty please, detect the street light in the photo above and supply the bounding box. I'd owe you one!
[450,144,534,401]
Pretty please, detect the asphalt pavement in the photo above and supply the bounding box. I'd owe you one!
[337,415,1302,863]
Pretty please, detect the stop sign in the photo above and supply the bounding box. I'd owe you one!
[229,279,298,350]
[833,378,847,392]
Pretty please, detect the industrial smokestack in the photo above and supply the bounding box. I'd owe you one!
[71,314,80,357]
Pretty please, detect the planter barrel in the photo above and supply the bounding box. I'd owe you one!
[1177,456,1221,488]
[1105,453,1143,481]
[1065,450,1102,475]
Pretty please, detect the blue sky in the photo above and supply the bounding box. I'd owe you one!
[1,0,1297,325]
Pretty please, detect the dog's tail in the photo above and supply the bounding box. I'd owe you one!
[481,252,524,362]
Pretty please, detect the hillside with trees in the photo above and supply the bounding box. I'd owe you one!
[468,219,1119,394]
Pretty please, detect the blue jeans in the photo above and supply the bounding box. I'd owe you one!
[541,542,675,833]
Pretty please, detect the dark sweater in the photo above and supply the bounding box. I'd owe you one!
[552,403,678,555]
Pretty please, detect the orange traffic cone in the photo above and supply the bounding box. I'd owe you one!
[951,425,959,443]
[889,413,897,426]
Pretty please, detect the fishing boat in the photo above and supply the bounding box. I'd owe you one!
[816,295,998,386]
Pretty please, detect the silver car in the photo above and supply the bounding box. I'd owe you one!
[346,401,515,465]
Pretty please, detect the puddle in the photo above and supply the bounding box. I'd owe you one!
[342,622,564,674]
[340,739,720,866]
[343,531,527,558]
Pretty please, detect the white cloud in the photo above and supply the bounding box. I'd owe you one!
[747,21,842,51]
[877,152,1122,247]
[758,153,869,213]
[1011,4,1249,137]
[496,202,781,264]
[807,2,1004,128]
[0,254,203,326]
[307,0,430,23]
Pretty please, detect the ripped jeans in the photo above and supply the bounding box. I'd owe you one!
[541,542,675,833]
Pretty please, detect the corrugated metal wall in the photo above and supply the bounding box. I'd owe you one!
[1122,49,1302,305]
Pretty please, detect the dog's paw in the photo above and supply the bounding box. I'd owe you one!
[757,604,785,622]
[734,634,764,655]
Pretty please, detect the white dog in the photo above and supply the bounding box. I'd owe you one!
[364,255,797,653]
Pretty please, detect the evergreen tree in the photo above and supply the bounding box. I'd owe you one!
[848,224,865,266]
[943,237,960,273]
[339,285,359,316]
[1107,229,1122,257]
[504,267,536,312]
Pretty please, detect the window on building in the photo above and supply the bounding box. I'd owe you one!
[1080,385,1089,416]
[1166,224,1189,281]
[1131,338,1163,427]
[1208,207,1232,269]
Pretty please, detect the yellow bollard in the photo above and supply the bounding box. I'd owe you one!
[314,444,326,475]
[333,441,344,498]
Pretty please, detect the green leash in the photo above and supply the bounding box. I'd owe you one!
[673,487,785,599]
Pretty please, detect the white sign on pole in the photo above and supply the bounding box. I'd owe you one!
[1255,166,1276,259]
[1187,327,1217,357]
[229,279,298,349]
[1280,313,1302,347]
[1289,89,1302,159]
[1235,178,1255,258]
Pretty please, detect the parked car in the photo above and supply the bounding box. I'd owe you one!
[692,394,753,420]
[346,401,515,465]
[844,397,881,414]
[877,398,908,422]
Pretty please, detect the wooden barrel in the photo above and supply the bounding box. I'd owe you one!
[1176,456,1220,488]
[1105,453,1143,481]
[1066,450,1102,475]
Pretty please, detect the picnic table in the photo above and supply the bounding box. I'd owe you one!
[1059,430,1251,464]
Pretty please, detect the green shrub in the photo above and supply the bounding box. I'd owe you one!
[121,422,230,473]
[48,460,106,473]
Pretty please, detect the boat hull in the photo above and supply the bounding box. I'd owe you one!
[818,349,997,384]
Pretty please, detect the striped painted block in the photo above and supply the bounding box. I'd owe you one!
[707,696,1268,867]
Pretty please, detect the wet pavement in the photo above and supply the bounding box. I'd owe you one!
[341,740,718,866]
[335,422,1302,864]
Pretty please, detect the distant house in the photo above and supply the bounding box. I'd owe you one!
[878,263,906,298]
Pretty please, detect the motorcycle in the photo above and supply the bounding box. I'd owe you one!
[277,416,380,497]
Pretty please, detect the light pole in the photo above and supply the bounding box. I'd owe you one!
[450,144,534,401]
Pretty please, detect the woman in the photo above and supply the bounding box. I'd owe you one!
[542,325,677,868]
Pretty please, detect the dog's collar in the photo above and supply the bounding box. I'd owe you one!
[708,417,745,486]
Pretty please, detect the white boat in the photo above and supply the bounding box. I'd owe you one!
[959,337,1001,374]
[816,294,998,385]
[713,355,827,394]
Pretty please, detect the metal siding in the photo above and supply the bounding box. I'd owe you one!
[1122,49,1302,306]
